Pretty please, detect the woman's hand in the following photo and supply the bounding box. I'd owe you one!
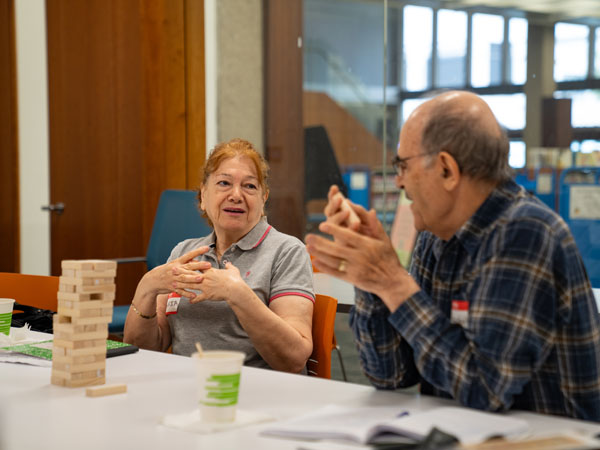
[141,246,212,299]
[189,262,249,304]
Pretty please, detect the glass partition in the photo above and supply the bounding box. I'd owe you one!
[302,0,600,240]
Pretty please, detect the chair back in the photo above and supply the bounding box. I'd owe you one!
[146,189,213,270]
[307,294,338,378]
[0,272,60,311]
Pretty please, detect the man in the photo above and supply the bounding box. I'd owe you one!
[305,90,600,421]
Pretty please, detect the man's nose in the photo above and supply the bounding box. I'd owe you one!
[395,174,404,190]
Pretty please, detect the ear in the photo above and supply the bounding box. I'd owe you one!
[437,151,460,191]
[199,186,206,211]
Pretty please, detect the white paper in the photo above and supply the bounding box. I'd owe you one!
[570,185,600,220]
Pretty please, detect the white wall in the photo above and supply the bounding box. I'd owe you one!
[15,0,50,275]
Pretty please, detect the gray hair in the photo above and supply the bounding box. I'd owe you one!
[420,107,512,184]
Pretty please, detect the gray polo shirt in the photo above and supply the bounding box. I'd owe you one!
[166,218,314,369]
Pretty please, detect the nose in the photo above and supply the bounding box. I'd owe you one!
[228,184,243,201]
[395,174,404,190]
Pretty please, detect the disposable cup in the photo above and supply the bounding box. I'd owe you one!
[0,298,15,335]
[192,350,245,423]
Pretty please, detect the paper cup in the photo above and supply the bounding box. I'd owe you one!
[0,298,15,335]
[192,350,245,423]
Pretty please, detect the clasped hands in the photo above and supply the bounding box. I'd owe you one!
[145,246,246,303]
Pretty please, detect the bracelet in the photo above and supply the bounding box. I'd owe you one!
[130,301,157,319]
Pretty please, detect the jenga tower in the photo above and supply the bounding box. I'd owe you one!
[51,259,117,388]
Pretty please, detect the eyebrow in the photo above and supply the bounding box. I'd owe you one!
[214,172,258,181]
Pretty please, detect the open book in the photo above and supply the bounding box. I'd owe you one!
[261,404,529,446]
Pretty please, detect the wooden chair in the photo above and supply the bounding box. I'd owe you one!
[0,272,60,311]
[307,294,347,380]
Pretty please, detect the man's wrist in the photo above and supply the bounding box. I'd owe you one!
[378,273,420,313]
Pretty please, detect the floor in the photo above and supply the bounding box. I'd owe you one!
[330,312,371,385]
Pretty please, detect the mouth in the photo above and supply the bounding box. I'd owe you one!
[223,207,245,215]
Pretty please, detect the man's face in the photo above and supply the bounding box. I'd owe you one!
[396,120,450,236]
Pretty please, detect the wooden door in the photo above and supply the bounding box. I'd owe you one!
[0,0,18,273]
[46,0,205,305]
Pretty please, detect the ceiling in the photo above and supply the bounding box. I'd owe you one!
[440,0,600,22]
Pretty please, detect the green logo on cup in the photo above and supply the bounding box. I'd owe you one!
[202,373,241,407]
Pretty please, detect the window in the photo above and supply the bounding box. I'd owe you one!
[481,93,526,130]
[436,9,467,88]
[554,23,589,82]
[509,141,526,168]
[403,5,433,92]
[509,17,528,85]
[471,13,504,87]
[555,90,600,128]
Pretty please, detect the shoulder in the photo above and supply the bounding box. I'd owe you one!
[169,235,213,259]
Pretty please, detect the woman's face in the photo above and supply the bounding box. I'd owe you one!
[200,156,267,241]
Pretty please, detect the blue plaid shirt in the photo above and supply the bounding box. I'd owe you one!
[350,179,600,421]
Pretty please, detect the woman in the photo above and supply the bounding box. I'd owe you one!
[124,138,314,373]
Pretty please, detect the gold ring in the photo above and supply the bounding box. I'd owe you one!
[337,259,347,273]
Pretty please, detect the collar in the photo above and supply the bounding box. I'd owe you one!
[207,217,272,253]
[452,179,524,257]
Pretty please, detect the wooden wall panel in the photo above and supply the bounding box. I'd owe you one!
[139,0,188,245]
[264,0,305,239]
[0,0,18,273]
[303,92,385,169]
[184,0,206,190]
[46,0,205,306]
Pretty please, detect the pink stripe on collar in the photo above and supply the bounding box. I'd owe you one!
[252,225,272,248]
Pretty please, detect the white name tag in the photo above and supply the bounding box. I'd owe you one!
[166,292,181,315]
[450,300,469,328]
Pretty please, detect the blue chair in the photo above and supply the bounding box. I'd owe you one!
[110,189,212,333]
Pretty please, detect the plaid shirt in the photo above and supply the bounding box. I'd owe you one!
[350,179,600,421]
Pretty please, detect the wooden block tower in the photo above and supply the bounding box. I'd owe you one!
[51,259,117,388]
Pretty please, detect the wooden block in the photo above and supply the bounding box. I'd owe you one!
[56,307,114,322]
[57,292,115,302]
[53,353,106,365]
[60,276,114,287]
[58,299,113,311]
[76,284,116,294]
[53,320,108,334]
[61,259,117,271]
[51,372,105,388]
[65,377,105,388]
[52,359,106,373]
[53,328,108,341]
[53,352,105,365]
[63,269,117,278]
[57,292,93,301]
[61,345,106,358]
[53,338,106,350]
[61,260,96,271]
[59,283,77,293]
[86,384,127,397]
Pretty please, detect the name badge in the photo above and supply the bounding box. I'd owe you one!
[451,300,469,328]
[166,292,181,315]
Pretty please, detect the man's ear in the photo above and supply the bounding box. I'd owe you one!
[438,151,460,190]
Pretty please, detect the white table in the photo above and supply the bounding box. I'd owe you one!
[3,342,600,449]
[313,272,355,312]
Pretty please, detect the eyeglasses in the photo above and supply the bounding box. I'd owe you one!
[391,151,438,177]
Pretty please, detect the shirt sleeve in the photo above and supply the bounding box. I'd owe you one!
[390,216,570,412]
[349,288,420,389]
[269,241,315,303]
